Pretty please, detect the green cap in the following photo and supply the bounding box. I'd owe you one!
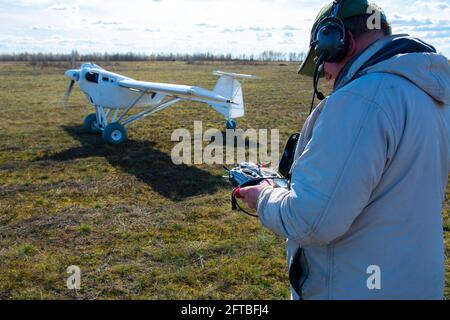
[298,0,388,76]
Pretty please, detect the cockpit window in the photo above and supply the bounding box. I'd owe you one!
[85,72,99,83]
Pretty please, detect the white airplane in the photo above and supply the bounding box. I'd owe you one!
[64,63,257,144]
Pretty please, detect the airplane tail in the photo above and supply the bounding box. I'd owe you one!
[210,71,256,119]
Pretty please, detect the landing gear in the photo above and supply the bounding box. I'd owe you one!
[102,123,128,145]
[226,119,237,130]
[83,113,100,134]
[83,107,128,144]
[81,101,183,145]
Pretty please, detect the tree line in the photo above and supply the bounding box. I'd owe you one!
[0,51,306,63]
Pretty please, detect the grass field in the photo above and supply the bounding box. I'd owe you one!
[0,61,448,299]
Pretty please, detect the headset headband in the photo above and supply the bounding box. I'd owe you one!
[330,0,342,17]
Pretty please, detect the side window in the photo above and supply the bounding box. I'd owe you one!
[85,72,99,83]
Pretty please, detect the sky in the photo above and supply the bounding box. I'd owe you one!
[0,0,449,57]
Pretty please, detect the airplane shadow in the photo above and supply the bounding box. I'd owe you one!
[34,125,226,201]
[218,131,263,149]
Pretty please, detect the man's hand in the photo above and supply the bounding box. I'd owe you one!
[238,180,274,210]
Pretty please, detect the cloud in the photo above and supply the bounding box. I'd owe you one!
[9,0,53,8]
[91,20,121,26]
[281,25,301,31]
[0,0,449,56]
[389,13,450,44]
[391,16,433,27]
[219,25,302,34]
[195,23,219,28]
[75,39,99,45]
[279,39,295,45]
[32,24,60,31]
[87,19,139,32]
[45,3,79,12]
[422,30,450,39]
[249,26,272,31]
[116,26,136,32]
[411,0,450,12]
[256,32,272,41]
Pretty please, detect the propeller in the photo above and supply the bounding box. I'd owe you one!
[63,70,79,108]
[63,49,79,108]
[63,79,75,108]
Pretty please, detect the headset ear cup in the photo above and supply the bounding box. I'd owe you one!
[335,27,349,61]
[313,17,348,62]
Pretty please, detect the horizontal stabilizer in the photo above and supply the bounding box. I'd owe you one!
[212,70,258,79]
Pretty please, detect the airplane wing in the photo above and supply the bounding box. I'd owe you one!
[118,79,232,104]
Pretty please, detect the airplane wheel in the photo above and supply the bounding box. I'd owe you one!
[83,113,100,134]
[102,123,128,145]
[226,119,237,130]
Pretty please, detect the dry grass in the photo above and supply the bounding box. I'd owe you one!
[0,61,448,299]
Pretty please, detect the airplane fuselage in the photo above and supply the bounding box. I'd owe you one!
[67,63,165,109]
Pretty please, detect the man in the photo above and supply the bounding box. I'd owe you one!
[239,0,450,299]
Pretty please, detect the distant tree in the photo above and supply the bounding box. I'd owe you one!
[0,51,306,63]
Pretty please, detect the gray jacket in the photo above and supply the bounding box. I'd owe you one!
[257,35,450,300]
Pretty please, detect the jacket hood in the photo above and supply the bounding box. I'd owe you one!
[335,35,450,105]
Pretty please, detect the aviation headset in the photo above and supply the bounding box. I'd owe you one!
[309,0,349,114]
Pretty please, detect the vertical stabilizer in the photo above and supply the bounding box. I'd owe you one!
[211,74,244,119]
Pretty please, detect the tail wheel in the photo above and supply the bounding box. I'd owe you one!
[83,113,100,134]
[102,123,128,145]
[226,119,237,130]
